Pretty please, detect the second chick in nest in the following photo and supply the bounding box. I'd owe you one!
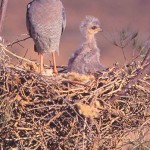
[68,16,105,74]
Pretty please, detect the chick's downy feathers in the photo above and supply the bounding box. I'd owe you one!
[68,16,105,74]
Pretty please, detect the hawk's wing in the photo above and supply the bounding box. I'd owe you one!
[62,6,66,34]
[26,2,33,37]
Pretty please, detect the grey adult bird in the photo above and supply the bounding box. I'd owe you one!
[68,16,105,74]
[26,0,66,74]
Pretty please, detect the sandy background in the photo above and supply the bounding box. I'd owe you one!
[1,0,150,67]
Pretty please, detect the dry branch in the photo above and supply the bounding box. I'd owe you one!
[110,48,150,101]
[0,0,8,34]
[0,43,35,64]
[7,36,30,47]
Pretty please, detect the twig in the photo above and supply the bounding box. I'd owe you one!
[20,48,29,64]
[0,43,35,64]
[62,80,91,87]
[110,48,150,101]
[102,31,138,64]
[7,36,31,47]
[141,48,150,66]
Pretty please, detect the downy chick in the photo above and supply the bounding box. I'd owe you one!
[68,16,105,74]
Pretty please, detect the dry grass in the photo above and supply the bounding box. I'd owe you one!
[0,43,150,150]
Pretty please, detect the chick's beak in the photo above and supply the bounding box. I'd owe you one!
[97,27,103,32]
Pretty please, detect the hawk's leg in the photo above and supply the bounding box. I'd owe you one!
[52,51,58,74]
[40,54,44,73]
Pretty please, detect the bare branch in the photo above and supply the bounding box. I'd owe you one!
[7,36,31,47]
[0,43,34,64]
[110,48,150,101]
[0,0,8,34]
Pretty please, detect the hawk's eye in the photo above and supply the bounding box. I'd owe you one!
[91,26,97,30]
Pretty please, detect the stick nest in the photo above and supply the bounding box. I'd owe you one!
[0,46,150,150]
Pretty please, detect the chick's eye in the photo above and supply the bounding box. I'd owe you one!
[91,26,97,30]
